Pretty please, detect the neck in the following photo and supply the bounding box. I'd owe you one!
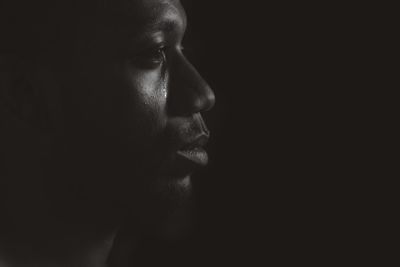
[1,220,142,267]
[0,137,142,266]
[0,209,120,267]
[0,174,127,267]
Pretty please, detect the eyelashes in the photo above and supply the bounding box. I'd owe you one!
[137,45,167,68]
[130,44,186,69]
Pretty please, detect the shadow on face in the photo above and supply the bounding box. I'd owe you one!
[1,0,215,233]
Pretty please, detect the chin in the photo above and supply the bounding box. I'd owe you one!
[122,174,193,229]
[152,174,193,208]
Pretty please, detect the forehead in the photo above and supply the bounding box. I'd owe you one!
[104,0,186,31]
[113,0,182,14]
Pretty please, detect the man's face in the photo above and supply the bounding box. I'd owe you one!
[36,0,215,214]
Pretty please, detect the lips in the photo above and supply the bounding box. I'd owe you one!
[159,115,211,179]
[158,133,209,179]
[176,134,209,166]
[177,146,209,166]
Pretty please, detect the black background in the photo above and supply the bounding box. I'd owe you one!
[136,1,379,266]
[137,1,342,266]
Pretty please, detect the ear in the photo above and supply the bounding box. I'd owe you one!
[0,55,50,128]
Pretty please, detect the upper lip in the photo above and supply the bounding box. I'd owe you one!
[178,133,209,151]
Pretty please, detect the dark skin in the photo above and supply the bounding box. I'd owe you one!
[0,0,215,266]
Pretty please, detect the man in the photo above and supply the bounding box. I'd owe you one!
[0,0,215,266]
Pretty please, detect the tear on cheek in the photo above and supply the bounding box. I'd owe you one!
[160,71,168,99]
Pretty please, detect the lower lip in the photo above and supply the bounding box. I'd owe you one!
[176,147,209,167]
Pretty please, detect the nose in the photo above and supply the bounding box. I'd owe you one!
[167,53,215,116]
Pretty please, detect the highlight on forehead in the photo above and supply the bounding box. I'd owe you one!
[101,0,186,38]
[104,0,185,22]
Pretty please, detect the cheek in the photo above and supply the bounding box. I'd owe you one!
[126,68,169,134]
[114,68,171,174]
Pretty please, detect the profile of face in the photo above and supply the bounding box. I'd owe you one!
[2,0,215,226]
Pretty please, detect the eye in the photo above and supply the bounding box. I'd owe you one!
[132,45,168,69]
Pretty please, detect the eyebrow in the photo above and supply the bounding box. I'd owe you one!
[118,4,187,44]
[142,18,185,34]
[125,18,186,45]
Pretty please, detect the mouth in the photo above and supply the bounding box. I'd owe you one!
[176,147,208,167]
[159,134,210,179]
[176,134,209,167]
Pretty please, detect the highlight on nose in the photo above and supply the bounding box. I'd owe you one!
[192,83,215,113]
[168,55,216,116]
